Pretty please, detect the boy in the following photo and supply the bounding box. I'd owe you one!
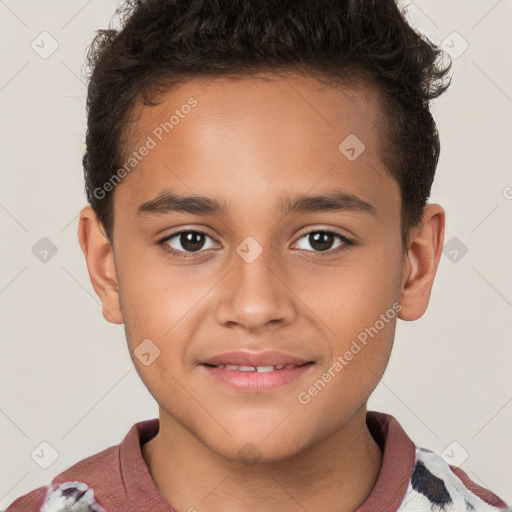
[6,0,510,511]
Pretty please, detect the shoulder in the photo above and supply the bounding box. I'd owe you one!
[4,444,118,512]
[398,446,511,511]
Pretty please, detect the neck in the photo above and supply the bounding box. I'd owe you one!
[142,406,383,512]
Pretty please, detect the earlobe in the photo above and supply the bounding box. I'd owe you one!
[77,206,124,325]
[398,204,445,321]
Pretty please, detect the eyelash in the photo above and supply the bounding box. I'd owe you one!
[157,229,355,259]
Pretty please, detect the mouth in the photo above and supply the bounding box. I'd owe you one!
[202,362,313,372]
[198,350,315,392]
[201,350,314,368]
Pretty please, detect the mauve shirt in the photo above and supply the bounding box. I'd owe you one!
[5,411,510,512]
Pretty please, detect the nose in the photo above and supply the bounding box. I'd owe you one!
[214,244,297,332]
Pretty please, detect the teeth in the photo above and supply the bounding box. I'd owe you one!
[256,366,275,372]
[214,364,300,372]
[238,365,256,372]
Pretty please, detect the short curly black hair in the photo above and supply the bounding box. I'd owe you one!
[82,0,452,249]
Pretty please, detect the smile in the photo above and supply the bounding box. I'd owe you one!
[200,362,315,392]
[208,364,303,372]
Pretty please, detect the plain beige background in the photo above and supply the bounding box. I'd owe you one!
[1,0,511,509]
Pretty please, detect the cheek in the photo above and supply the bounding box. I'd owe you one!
[303,242,401,387]
[299,314,396,423]
[115,256,219,393]
[310,248,401,328]
[116,248,203,335]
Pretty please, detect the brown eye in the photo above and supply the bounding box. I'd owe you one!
[161,230,217,254]
[294,230,353,254]
[308,232,335,251]
[178,232,206,252]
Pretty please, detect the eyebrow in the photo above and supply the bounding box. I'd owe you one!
[136,189,377,218]
[277,190,377,217]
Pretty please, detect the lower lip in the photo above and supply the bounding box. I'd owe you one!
[199,363,315,392]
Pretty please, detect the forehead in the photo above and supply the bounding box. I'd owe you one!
[129,72,386,152]
[114,72,399,225]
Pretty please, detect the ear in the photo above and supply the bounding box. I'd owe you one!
[398,203,445,321]
[77,206,124,325]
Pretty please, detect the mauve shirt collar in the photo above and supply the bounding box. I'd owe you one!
[118,410,415,511]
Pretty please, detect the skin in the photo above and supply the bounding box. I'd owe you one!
[78,73,445,512]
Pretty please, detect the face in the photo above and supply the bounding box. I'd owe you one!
[80,73,442,462]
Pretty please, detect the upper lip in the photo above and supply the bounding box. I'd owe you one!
[201,350,314,367]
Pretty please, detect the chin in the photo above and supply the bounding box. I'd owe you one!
[204,432,309,466]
